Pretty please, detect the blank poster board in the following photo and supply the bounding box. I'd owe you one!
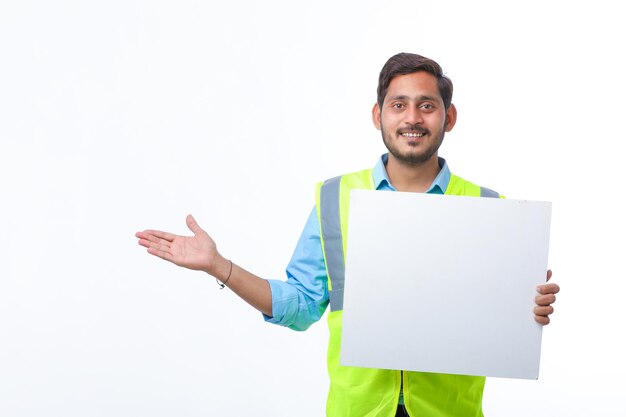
[340,190,552,380]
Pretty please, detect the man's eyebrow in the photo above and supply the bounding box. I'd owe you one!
[388,95,438,102]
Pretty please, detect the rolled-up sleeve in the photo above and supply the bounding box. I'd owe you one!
[264,207,329,331]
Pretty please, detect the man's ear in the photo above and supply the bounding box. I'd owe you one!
[444,103,457,132]
[372,103,382,130]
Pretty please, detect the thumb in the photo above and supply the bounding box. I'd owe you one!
[186,214,204,236]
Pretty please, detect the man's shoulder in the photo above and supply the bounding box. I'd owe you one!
[448,173,501,198]
[318,167,375,186]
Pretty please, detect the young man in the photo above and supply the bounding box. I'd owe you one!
[136,52,560,417]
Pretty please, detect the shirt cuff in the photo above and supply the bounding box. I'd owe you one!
[263,278,299,326]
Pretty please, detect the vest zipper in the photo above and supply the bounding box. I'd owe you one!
[399,370,404,404]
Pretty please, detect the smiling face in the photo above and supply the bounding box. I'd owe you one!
[373,71,457,167]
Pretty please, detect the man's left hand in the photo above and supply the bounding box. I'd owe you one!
[534,269,559,325]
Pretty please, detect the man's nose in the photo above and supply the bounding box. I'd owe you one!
[405,106,423,124]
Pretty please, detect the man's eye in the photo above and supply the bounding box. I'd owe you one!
[420,103,434,110]
[392,103,404,109]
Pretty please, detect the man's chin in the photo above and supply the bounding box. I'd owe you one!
[390,151,437,166]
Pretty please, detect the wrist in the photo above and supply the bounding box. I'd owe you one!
[211,255,233,284]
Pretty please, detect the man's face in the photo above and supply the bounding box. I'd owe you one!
[373,71,456,166]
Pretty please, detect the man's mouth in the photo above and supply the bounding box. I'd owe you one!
[400,132,426,138]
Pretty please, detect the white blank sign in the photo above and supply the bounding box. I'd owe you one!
[340,190,552,379]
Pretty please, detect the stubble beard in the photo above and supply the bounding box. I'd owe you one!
[381,123,445,167]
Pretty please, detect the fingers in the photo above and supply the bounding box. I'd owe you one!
[135,230,176,242]
[536,276,559,305]
[135,231,174,259]
[535,274,559,326]
[536,282,560,295]
[535,283,559,306]
[147,246,176,263]
[137,237,177,264]
[535,293,557,306]
[137,237,170,252]
[534,302,554,325]
[534,305,554,316]
[136,231,172,248]
[138,236,171,253]
[186,214,204,236]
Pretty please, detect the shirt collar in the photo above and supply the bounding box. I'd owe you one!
[373,153,451,194]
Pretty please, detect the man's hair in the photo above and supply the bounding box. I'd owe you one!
[377,52,453,110]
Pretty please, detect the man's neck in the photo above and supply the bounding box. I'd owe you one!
[385,154,441,193]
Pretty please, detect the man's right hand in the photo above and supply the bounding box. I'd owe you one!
[136,214,273,316]
[136,214,225,276]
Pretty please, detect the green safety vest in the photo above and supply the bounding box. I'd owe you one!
[315,168,500,417]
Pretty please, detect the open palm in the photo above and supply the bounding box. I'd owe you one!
[136,214,217,272]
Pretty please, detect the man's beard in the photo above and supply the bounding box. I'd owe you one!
[381,123,445,166]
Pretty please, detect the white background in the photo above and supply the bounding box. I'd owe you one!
[1,1,623,416]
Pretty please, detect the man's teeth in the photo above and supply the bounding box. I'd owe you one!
[401,132,425,137]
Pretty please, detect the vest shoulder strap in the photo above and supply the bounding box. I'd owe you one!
[447,173,501,198]
[316,169,374,311]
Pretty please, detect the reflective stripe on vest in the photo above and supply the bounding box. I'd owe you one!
[480,186,499,198]
[319,175,345,312]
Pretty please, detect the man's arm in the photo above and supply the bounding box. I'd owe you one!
[135,214,273,317]
[534,269,559,325]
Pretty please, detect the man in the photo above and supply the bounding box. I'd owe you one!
[136,53,560,417]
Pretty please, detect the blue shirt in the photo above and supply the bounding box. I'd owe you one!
[264,154,451,331]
